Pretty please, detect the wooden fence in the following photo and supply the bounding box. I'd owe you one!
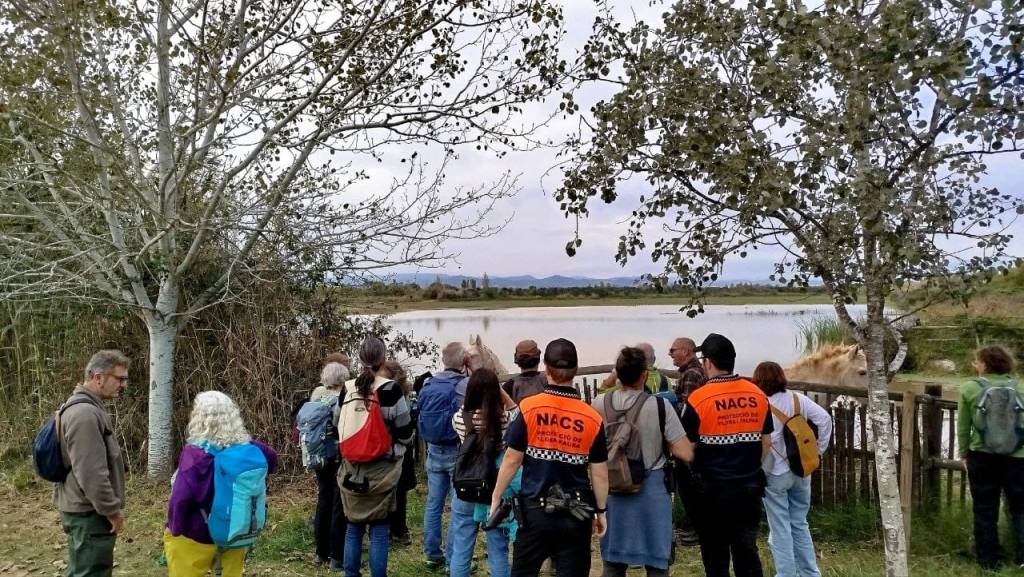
[565,365,967,522]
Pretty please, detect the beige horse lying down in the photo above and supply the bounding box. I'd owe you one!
[785,343,868,389]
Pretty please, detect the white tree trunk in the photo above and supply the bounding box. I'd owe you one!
[865,292,909,577]
[146,316,178,480]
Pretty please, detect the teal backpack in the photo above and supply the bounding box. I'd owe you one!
[205,443,268,548]
[972,378,1024,455]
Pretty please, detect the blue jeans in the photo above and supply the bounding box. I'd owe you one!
[344,520,389,577]
[763,472,821,577]
[449,494,512,577]
[423,443,458,562]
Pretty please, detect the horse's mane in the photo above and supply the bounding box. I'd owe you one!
[788,343,858,373]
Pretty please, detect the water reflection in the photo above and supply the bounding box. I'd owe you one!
[389,304,866,376]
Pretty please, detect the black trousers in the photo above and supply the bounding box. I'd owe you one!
[390,488,410,538]
[966,451,1024,568]
[389,445,417,538]
[674,460,698,532]
[315,459,348,562]
[511,507,592,577]
[691,479,764,577]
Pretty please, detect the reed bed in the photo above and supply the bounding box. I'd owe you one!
[0,284,435,474]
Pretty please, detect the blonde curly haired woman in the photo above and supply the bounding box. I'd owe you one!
[164,391,278,577]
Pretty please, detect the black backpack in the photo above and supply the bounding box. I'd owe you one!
[453,411,499,504]
[32,395,99,482]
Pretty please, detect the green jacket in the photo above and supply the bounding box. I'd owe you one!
[957,375,1024,458]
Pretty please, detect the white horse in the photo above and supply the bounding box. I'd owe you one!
[466,334,508,376]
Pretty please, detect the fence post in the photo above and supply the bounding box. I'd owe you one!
[900,391,917,541]
[921,385,943,506]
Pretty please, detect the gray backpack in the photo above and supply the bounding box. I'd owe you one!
[297,396,340,470]
[972,378,1024,455]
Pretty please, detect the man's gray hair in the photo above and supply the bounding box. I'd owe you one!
[442,342,468,370]
[320,362,350,388]
[84,349,131,381]
[636,342,656,367]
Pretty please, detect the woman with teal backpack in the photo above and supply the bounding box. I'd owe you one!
[164,391,278,577]
[959,345,1024,570]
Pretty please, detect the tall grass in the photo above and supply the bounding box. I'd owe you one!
[797,316,855,353]
[0,284,435,474]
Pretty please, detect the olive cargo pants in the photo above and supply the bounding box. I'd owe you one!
[61,511,116,577]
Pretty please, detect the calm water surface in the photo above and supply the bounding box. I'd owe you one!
[389,304,866,376]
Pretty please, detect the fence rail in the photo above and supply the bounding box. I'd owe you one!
[561,365,966,516]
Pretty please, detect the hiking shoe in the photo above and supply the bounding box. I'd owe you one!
[425,558,447,572]
[678,529,700,547]
[391,533,413,547]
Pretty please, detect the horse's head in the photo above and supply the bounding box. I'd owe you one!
[835,344,868,388]
[786,343,867,388]
[466,334,508,376]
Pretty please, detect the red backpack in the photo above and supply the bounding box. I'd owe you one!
[337,386,392,463]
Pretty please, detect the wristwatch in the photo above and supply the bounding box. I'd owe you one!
[595,506,607,514]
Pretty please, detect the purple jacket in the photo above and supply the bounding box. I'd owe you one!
[166,440,278,544]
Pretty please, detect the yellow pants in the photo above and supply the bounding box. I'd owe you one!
[163,530,247,577]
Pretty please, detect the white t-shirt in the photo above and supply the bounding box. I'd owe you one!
[764,391,833,476]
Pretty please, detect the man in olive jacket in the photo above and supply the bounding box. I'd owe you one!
[56,350,129,577]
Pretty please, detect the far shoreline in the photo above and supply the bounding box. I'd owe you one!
[342,292,837,314]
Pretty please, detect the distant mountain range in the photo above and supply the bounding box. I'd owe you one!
[388,273,641,289]
[383,273,783,289]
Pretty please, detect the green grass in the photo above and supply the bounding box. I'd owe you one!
[1,459,1020,577]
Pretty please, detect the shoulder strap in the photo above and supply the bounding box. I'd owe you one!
[56,395,103,439]
[462,410,476,434]
[657,395,666,433]
[59,395,98,416]
[603,393,616,420]
[770,400,790,424]
[791,392,801,417]
[625,391,648,425]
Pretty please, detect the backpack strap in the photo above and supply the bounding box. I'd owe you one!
[770,402,791,424]
[791,392,801,418]
[656,395,669,458]
[657,394,666,433]
[623,390,648,422]
[56,395,104,442]
[462,410,476,435]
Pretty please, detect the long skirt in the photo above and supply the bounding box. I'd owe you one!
[600,468,673,570]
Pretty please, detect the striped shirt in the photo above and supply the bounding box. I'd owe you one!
[452,407,519,443]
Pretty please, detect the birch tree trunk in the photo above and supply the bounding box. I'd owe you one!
[865,282,909,577]
[146,316,177,479]
[144,274,181,480]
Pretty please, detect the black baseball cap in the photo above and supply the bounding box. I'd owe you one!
[695,333,736,369]
[544,338,578,369]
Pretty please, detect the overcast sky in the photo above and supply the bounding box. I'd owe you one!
[390,1,1024,281]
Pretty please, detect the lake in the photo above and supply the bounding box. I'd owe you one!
[388,304,865,376]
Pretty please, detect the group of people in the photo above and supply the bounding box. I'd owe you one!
[301,332,836,577]
[45,338,1022,577]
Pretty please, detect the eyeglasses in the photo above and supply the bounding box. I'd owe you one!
[101,373,129,385]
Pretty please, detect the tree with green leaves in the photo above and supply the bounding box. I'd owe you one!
[0,0,572,479]
[559,1,1024,574]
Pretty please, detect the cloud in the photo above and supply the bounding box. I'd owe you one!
[389,3,1024,281]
